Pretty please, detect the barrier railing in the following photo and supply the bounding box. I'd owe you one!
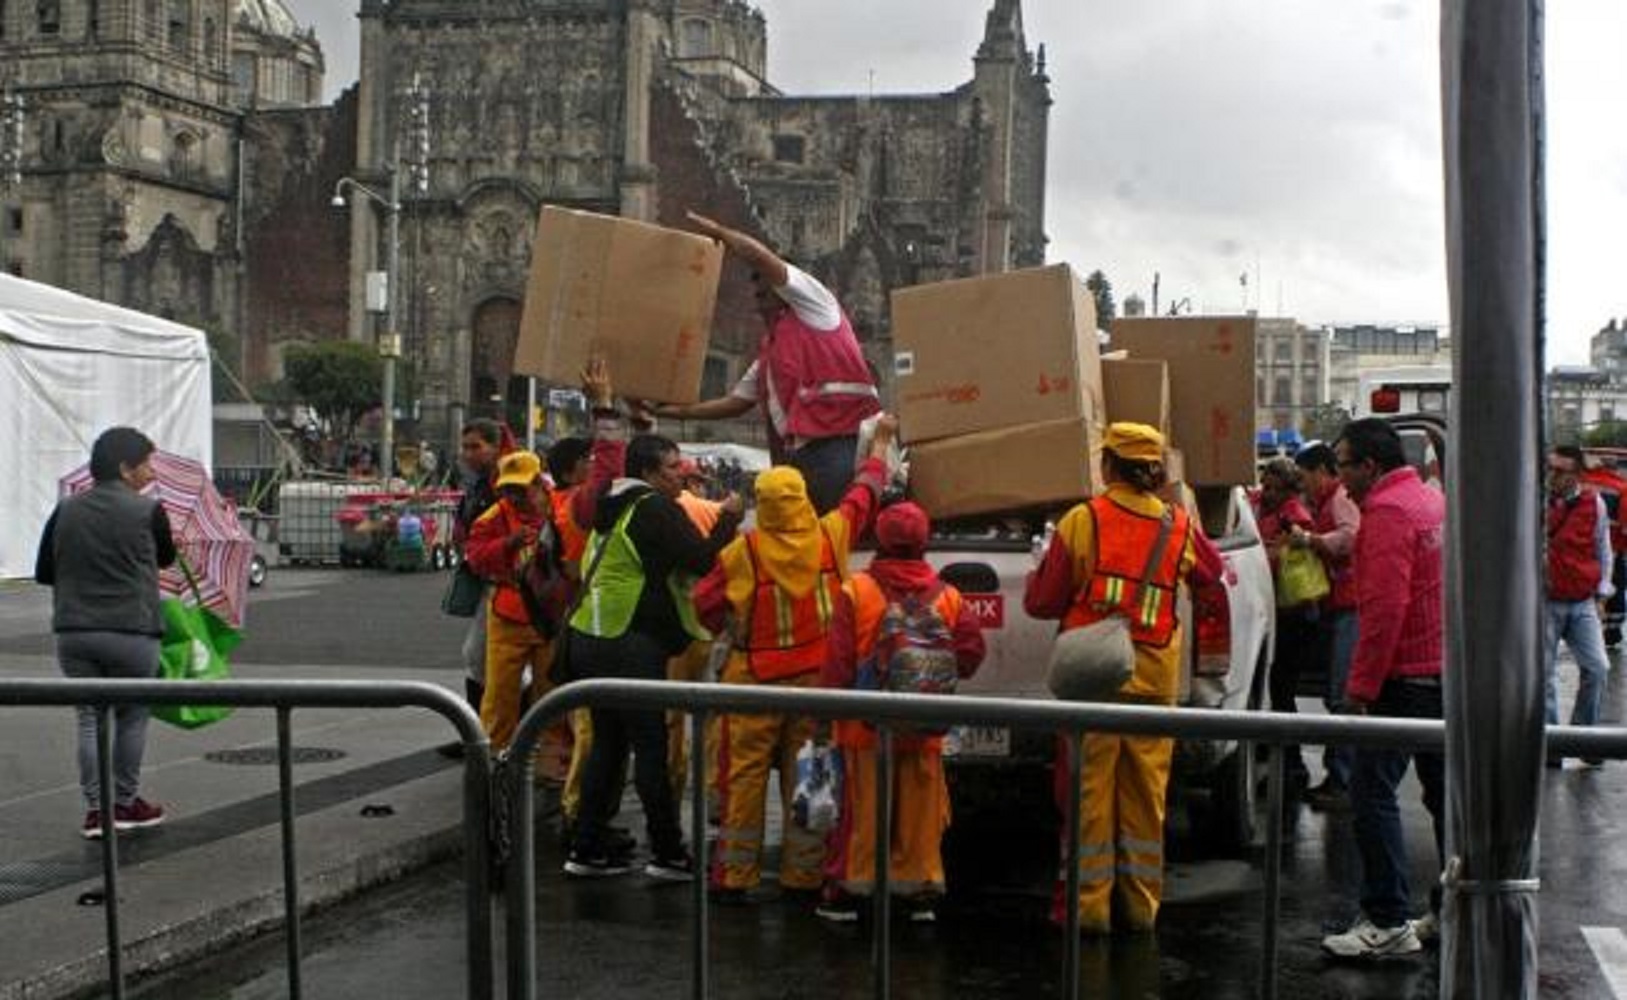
[502,679,1627,1000]
[0,678,495,1000]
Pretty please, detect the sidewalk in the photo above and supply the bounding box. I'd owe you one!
[0,655,475,1000]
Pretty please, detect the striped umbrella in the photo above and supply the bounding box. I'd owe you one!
[59,451,255,627]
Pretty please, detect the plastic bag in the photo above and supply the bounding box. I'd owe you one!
[791,739,843,833]
[855,413,906,490]
[1276,546,1331,608]
[1046,616,1134,703]
[156,597,242,729]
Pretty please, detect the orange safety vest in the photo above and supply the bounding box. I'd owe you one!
[1062,497,1190,648]
[835,573,962,748]
[736,528,842,680]
[487,500,540,624]
[549,487,588,566]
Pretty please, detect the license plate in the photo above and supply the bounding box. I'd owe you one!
[944,725,1010,758]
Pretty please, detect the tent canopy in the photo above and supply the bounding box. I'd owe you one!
[0,273,214,579]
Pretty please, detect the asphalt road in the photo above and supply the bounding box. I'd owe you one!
[10,567,1627,998]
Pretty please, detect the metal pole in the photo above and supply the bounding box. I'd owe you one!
[508,765,537,1000]
[1259,742,1285,1000]
[463,738,495,1000]
[690,710,709,1000]
[382,158,401,487]
[872,725,892,999]
[276,708,303,1000]
[526,378,537,452]
[96,706,125,1000]
[1062,730,1083,1000]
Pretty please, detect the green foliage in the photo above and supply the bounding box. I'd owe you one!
[1085,270,1116,328]
[282,340,382,443]
[1583,422,1627,448]
[1303,402,1353,443]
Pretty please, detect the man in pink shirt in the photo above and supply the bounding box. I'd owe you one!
[1321,419,1446,960]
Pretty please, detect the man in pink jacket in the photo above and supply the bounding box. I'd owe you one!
[1321,418,1446,960]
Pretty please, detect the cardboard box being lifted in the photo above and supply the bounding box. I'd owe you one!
[1109,316,1258,486]
[891,264,1104,443]
[514,206,722,404]
[908,417,1105,521]
[1102,357,1170,437]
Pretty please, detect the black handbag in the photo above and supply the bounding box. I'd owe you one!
[440,562,484,618]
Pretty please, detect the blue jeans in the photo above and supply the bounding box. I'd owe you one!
[1351,678,1445,927]
[1321,610,1358,787]
[789,435,860,516]
[1544,599,1611,727]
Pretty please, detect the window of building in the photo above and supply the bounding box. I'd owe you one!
[87,0,98,38]
[167,0,188,50]
[37,0,60,35]
[773,134,805,164]
[701,355,730,401]
[170,130,198,179]
[1301,372,1319,405]
[5,207,22,235]
[679,18,712,58]
[1274,375,1292,405]
[1,0,7,41]
[1274,338,1293,364]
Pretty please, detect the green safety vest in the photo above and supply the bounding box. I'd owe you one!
[570,494,712,642]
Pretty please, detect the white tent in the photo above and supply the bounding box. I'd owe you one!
[0,273,213,579]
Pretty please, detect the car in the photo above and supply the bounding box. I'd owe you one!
[856,484,1277,856]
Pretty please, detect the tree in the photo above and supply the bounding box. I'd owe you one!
[282,340,383,448]
[1583,422,1627,448]
[1085,270,1116,328]
[1302,402,1353,443]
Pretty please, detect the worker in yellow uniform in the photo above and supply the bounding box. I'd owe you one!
[693,416,898,901]
[1023,422,1197,933]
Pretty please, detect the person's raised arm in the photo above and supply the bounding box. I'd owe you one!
[687,210,787,287]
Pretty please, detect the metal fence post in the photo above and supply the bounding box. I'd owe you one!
[96,705,125,1000]
[1260,741,1285,1000]
[1062,729,1084,1000]
[507,760,537,1000]
[872,724,893,999]
[463,741,495,1000]
[690,709,710,1000]
[276,708,303,1000]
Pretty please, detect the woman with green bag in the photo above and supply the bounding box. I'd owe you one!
[35,427,176,839]
[1252,457,1319,791]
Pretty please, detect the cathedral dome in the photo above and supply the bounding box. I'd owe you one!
[236,0,305,41]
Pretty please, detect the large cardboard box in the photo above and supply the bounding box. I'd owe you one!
[1102,357,1170,436]
[908,417,1104,521]
[514,206,723,404]
[1109,317,1258,485]
[891,264,1104,443]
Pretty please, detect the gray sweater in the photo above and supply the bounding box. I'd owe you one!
[36,481,177,636]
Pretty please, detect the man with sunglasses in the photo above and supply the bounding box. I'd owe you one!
[1542,445,1614,767]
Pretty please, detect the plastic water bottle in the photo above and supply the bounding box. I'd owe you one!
[1031,521,1057,566]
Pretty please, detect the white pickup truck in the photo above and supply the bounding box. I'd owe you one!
[861,485,1277,854]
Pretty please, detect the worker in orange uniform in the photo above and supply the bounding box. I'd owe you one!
[463,451,574,759]
[817,501,985,923]
[667,458,725,804]
[1024,422,1198,934]
[693,415,898,902]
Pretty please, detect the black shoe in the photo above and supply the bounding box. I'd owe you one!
[708,886,751,906]
[1582,757,1606,768]
[816,891,861,923]
[563,851,635,878]
[645,851,696,882]
[1304,779,1349,810]
[1546,756,1565,770]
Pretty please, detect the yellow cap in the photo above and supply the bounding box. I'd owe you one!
[1103,422,1165,463]
[494,451,543,489]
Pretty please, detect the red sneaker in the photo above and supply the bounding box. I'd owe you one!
[81,811,105,840]
[113,798,165,831]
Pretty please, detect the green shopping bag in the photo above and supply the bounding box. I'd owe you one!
[155,558,243,728]
[1276,545,1331,609]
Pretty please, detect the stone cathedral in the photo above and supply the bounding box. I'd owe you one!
[1,0,1050,447]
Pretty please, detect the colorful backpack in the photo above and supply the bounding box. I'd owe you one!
[853,575,961,733]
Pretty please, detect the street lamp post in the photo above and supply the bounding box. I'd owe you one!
[332,168,402,484]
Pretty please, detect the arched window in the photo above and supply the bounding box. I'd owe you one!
[167,0,188,51]
[678,18,711,58]
[170,130,198,179]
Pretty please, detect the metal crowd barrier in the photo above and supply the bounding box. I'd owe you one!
[503,679,1627,1000]
[0,678,495,1000]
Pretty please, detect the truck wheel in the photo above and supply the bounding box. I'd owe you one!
[248,554,268,588]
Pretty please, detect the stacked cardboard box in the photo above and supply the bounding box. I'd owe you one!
[513,206,723,404]
[891,264,1107,519]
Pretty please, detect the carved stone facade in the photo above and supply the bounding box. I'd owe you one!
[0,0,324,358]
[346,0,1050,441]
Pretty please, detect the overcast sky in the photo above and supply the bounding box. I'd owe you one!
[286,0,1625,366]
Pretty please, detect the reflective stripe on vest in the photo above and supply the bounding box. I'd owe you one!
[569,498,647,639]
[736,529,841,680]
[1062,498,1190,648]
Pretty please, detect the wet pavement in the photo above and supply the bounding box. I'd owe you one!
[6,569,1627,998]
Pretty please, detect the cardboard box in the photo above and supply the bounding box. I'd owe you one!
[514,206,723,404]
[1109,316,1258,485]
[1102,358,1170,436]
[891,264,1104,443]
[908,417,1104,521]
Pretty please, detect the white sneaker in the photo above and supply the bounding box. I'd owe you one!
[1411,912,1439,945]
[1321,916,1421,958]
